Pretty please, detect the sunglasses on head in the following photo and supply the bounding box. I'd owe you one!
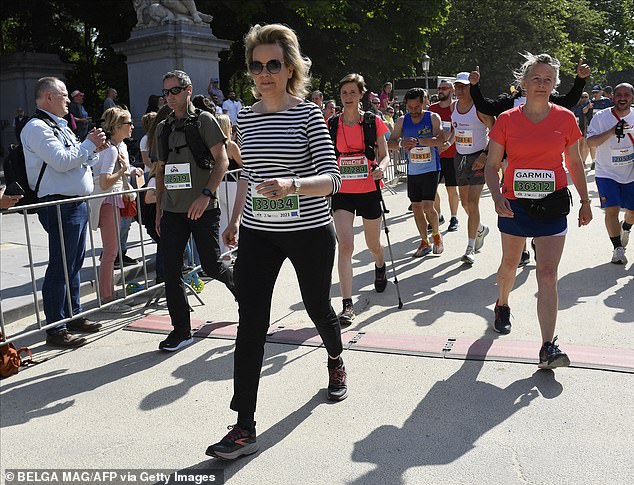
[249,59,285,75]
[162,86,189,97]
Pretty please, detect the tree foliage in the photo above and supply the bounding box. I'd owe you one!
[1,0,631,110]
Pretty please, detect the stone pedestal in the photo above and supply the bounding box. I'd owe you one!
[113,22,232,126]
[0,53,72,158]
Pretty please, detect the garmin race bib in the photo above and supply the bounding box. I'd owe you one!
[455,129,473,148]
[250,184,300,220]
[513,169,555,199]
[410,146,432,164]
[339,154,369,180]
[610,146,634,167]
[164,163,192,190]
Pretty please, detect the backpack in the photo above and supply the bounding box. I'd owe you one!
[158,108,214,170]
[327,111,377,161]
[4,110,61,212]
[0,333,34,379]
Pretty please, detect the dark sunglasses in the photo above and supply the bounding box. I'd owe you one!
[121,121,134,125]
[249,59,284,75]
[162,86,189,97]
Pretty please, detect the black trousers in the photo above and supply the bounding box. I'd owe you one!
[230,224,343,416]
[160,209,234,335]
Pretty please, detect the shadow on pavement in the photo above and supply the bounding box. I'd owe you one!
[347,337,563,485]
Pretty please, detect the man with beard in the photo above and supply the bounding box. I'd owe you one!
[428,79,459,231]
[587,83,634,264]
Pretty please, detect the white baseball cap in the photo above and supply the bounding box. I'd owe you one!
[454,72,470,85]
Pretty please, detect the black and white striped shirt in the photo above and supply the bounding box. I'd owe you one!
[237,101,341,232]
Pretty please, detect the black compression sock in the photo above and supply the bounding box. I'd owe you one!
[328,355,343,368]
[237,413,255,431]
[610,235,622,249]
[623,221,632,231]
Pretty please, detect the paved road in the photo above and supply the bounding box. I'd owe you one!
[1,175,633,485]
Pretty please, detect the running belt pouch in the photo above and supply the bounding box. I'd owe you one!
[516,187,572,220]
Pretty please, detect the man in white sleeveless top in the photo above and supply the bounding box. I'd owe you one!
[451,72,495,264]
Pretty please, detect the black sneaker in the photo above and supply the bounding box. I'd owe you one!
[493,300,511,334]
[158,331,194,352]
[327,360,348,401]
[206,424,259,460]
[518,250,530,267]
[447,216,459,232]
[338,302,355,327]
[122,254,139,266]
[538,336,570,369]
[374,264,388,293]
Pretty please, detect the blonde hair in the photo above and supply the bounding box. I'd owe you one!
[101,106,131,138]
[215,114,232,139]
[513,52,561,89]
[244,23,312,99]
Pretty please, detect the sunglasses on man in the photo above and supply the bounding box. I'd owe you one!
[162,86,189,97]
[248,60,285,75]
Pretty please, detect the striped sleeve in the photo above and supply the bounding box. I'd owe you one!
[305,104,341,195]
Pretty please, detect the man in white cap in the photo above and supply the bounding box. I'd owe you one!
[450,72,495,265]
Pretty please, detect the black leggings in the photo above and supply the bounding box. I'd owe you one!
[230,224,343,416]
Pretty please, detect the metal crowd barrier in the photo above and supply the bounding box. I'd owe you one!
[0,167,244,345]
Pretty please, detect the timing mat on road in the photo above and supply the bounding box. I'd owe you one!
[125,314,634,373]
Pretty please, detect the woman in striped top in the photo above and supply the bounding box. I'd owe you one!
[206,23,346,461]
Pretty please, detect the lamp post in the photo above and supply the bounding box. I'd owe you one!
[421,54,430,91]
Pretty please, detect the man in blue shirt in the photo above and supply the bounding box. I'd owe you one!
[22,77,107,347]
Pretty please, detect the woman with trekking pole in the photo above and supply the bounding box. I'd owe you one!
[328,73,391,325]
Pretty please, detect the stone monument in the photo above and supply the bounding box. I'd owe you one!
[114,0,232,126]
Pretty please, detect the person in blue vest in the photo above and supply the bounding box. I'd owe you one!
[389,87,447,257]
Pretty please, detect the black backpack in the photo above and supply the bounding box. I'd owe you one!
[158,108,214,170]
[4,110,60,212]
[327,111,377,161]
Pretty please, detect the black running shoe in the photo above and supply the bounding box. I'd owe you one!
[158,331,193,352]
[493,300,511,334]
[518,250,530,267]
[538,336,570,369]
[374,264,388,293]
[447,216,459,232]
[327,360,348,401]
[206,424,259,460]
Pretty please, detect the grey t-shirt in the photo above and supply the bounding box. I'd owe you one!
[156,106,226,213]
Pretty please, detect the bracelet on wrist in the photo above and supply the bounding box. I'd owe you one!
[580,199,591,204]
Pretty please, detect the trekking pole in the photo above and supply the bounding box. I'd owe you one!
[372,163,403,309]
